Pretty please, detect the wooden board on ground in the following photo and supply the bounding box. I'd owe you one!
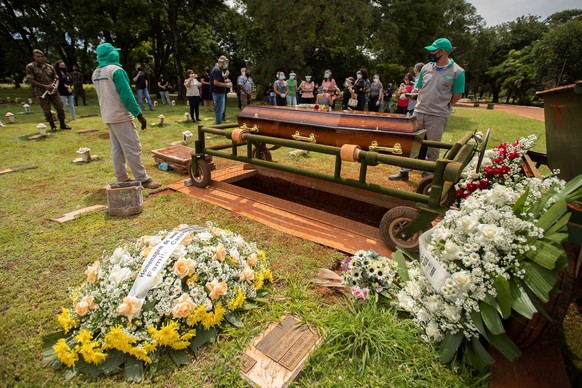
[27,133,54,140]
[0,164,38,176]
[151,144,214,175]
[49,205,107,223]
[168,165,392,256]
[241,315,321,388]
[77,128,100,134]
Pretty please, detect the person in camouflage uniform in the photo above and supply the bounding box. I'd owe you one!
[71,65,87,106]
[25,49,71,131]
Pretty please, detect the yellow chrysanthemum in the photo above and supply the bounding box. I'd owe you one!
[187,273,199,287]
[264,269,273,283]
[254,272,265,291]
[76,341,107,365]
[201,302,225,329]
[143,342,158,353]
[74,329,93,344]
[187,305,207,326]
[148,321,196,350]
[57,308,77,334]
[229,256,237,265]
[102,325,151,363]
[258,250,267,260]
[227,288,245,310]
[53,338,79,368]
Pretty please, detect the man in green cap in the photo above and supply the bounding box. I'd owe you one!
[92,43,160,189]
[390,38,465,181]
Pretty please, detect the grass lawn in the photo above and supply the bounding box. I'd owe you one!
[0,85,579,386]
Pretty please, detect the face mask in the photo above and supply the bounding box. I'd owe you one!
[136,67,142,71]
[279,75,285,80]
[223,64,229,70]
[290,75,295,80]
[373,78,379,83]
[324,72,331,78]
[356,74,362,80]
[344,81,349,87]
[305,77,311,81]
[246,72,250,76]
[428,51,441,62]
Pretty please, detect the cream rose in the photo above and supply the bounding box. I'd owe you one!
[444,241,458,256]
[459,216,477,233]
[75,295,98,317]
[212,245,226,262]
[426,321,441,340]
[452,271,471,287]
[173,258,196,279]
[426,296,439,313]
[246,253,258,267]
[443,305,462,322]
[85,261,100,283]
[116,296,143,322]
[206,278,228,300]
[171,294,196,318]
[180,233,193,246]
[240,267,255,282]
[108,265,132,285]
[479,224,499,240]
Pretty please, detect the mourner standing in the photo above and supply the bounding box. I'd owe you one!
[71,65,87,106]
[390,38,465,181]
[25,49,71,132]
[92,43,160,189]
[131,63,153,111]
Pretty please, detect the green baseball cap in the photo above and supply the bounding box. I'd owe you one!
[424,38,452,52]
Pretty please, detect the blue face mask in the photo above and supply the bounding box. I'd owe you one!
[223,64,229,70]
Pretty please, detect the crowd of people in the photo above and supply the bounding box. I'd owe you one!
[25,36,464,188]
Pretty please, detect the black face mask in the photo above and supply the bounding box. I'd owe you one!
[137,67,142,72]
[428,51,441,62]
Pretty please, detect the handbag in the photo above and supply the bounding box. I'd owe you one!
[348,98,358,108]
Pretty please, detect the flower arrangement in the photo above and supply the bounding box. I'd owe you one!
[340,250,402,301]
[395,175,582,368]
[43,223,272,381]
[340,134,582,369]
[455,135,537,200]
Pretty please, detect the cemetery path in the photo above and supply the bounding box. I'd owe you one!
[457,102,544,121]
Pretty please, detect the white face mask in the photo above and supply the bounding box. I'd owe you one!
[290,75,296,80]
[356,74,362,79]
[324,72,331,78]
[279,75,285,80]
[374,77,379,83]
[305,76,311,82]
[344,81,348,87]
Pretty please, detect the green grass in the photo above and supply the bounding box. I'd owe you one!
[0,85,576,386]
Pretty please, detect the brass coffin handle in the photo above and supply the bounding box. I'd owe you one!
[368,141,403,154]
[240,123,259,133]
[292,131,317,143]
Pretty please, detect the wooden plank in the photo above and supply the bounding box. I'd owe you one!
[49,205,107,223]
[77,128,100,134]
[27,133,54,140]
[0,165,38,175]
[522,154,542,179]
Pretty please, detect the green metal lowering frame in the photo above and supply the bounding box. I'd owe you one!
[189,123,479,251]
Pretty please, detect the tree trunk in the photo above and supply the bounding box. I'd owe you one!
[168,0,185,100]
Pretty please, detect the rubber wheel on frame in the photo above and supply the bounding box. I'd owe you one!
[188,159,211,188]
[416,176,457,207]
[380,207,425,252]
[252,147,272,161]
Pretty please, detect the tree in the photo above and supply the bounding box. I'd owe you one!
[533,19,582,88]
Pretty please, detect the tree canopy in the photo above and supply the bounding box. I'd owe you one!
[0,0,580,103]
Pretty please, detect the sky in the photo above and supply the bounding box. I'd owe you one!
[467,0,581,26]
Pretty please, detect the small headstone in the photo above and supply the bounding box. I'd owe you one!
[240,315,321,388]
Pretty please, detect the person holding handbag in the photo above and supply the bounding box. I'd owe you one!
[353,68,370,111]
[341,77,357,110]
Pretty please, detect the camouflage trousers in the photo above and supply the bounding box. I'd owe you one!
[36,91,66,122]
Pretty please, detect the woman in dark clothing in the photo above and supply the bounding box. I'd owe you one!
[54,60,75,120]
[353,68,370,111]
[201,66,213,112]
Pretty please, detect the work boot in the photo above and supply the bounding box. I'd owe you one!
[389,171,409,181]
[60,120,72,130]
[49,121,57,132]
[141,178,161,189]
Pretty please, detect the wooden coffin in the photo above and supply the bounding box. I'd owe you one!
[236,105,426,157]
